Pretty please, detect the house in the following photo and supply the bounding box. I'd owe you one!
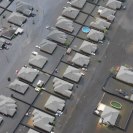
[0,95,17,117]
[29,54,48,69]
[90,18,111,31]
[9,79,29,94]
[98,6,116,21]
[0,27,16,40]
[70,0,86,9]
[44,95,65,113]
[116,66,133,85]
[56,16,74,32]
[32,109,55,132]
[62,7,79,19]
[87,29,104,42]
[106,0,122,10]
[98,104,120,126]
[72,53,90,67]
[47,29,67,44]
[63,66,82,82]
[39,39,57,54]
[27,129,39,133]
[7,12,27,26]
[17,67,39,83]
[16,0,33,16]
[79,40,98,54]
[53,77,73,98]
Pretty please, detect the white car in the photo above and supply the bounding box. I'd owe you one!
[37,80,44,87]
[32,51,38,55]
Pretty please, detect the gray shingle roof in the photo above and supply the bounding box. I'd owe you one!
[72,53,90,67]
[116,66,133,85]
[39,39,57,54]
[90,18,111,31]
[7,12,27,26]
[27,129,39,133]
[63,66,82,82]
[87,29,104,42]
[98,6,116,21]
[44,95,65,112]
[56,16,74,32]
[79,41,98,54]
[16,0,33,16]
[0,95,17,117]
[53,77,73,98]
[9,79,29,94]
[106,0,122,10]
[47,29,67,44]
[17,67,39,83]
[101,105,119,126]
[71,0,86,9]
[62,7,79,19]
[29,54,48,68]
[32,109,55,132]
